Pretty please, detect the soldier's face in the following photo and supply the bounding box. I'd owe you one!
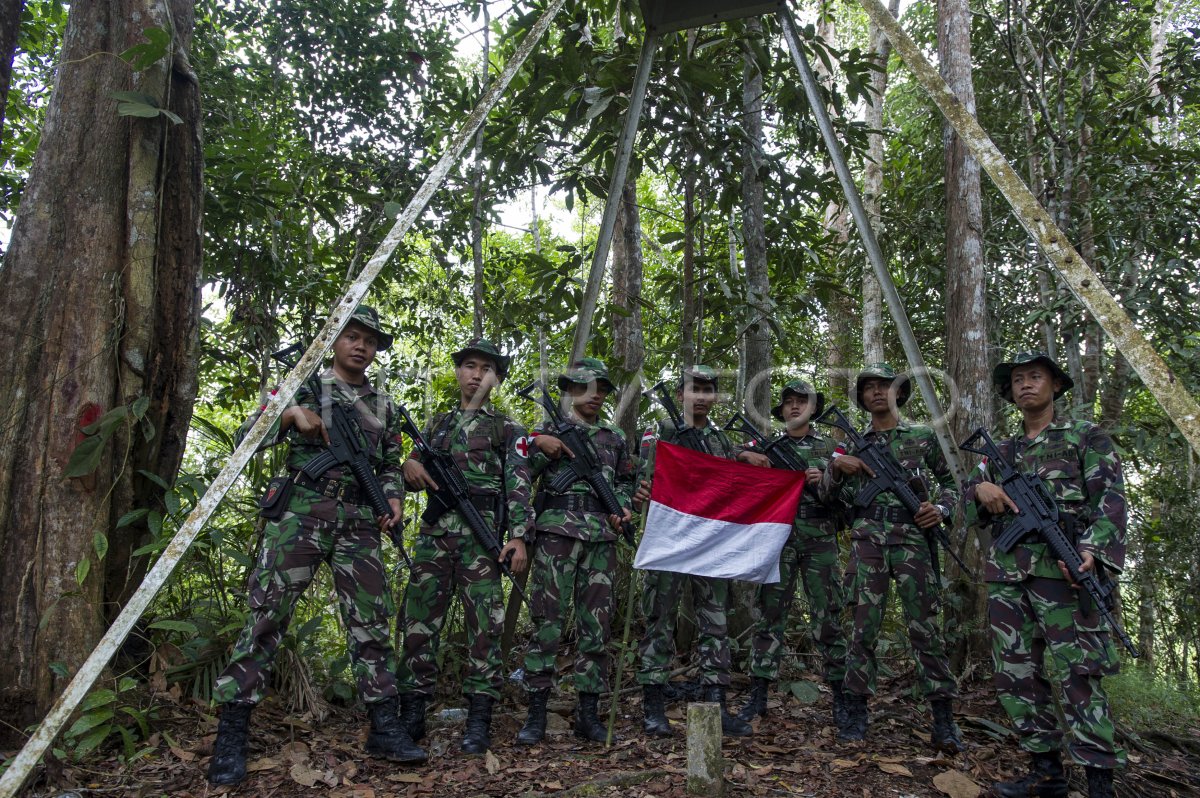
[680,380,717,420]
[1010,363,1059,410]
[861,378,894,413]
[332,322,379,375]
[568,383,608,419]
[781,393,815,424]
[456,356,499,401]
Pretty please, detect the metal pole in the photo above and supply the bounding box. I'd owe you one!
[779,10,966,482]
[569,32,659,364]
[854,0,1200,456]
[0,1,567,793]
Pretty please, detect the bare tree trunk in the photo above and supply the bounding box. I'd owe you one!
[611,178,644,443]
[681,169,697,368]
[0,0,24,139]
[740,17,771,424]
[0,0,202,736]
[861,0,899,365]
[938,0,991,668]
[470,4,490,339]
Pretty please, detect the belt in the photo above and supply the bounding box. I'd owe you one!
[293,472,362,505]
[796,504,832,520]
[854,505,915,524]
[541,493,609,514]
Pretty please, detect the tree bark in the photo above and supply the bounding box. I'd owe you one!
[0,0,202,737]
[861,0,899,365]
[0,0,25,139]
[611,178,644,443]
[470,4,490,339]
[938,0,991,667]
[740,17,771,425]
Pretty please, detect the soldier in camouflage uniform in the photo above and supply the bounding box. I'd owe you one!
[397,339,534,755]
[736,380,848,729]
[632,366,767,738]
[208,306,426,787]
[514,358,635,745]
[819,363,962,751]
[964,353,1125,798]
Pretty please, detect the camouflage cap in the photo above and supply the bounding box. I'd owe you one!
[992,351,1074,403]
[557,357,616,393]
[855,362,911,409]
[678,365,719,389]
[771,378,826,421]
[346,305,393,351]
[451,337,511,380]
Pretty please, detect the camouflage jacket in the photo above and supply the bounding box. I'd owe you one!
[238,369,406,510]
[759,428,842,538]
[963,415,1126,582]
[819,420,958,545]
[529,417,635,543]
[407,405,535,540]
[638,420,737,490]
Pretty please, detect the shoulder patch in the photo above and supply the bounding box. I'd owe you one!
[513,435,533,458]
[641,427,656,442]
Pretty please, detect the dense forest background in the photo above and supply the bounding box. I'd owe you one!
[0,0,1198,787]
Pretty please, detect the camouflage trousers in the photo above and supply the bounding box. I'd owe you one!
[637,571,731,686]
[522,533,616,694]
[842,538,957,699]
[214,503,398,705]
[398,530,505,699]
[990,577,1124,768]
[748,532,847,683]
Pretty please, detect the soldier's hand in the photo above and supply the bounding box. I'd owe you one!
[378,498,403,534]
[737,451,772,468]
[633,479,652,509]
[608,508,633,531]
[833,455,874,478]
[284,407,330,446]
[534,435,575,460]
[500,538,528,574]
[1057,551,1095,587]
[402,459,440,491]
[914,501,943,529]
[805,467,822,484]
[975,482,1020,515]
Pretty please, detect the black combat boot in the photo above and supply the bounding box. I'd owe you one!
[399,692,428,742]
[829,681,849,731]
[365,697,428,764]
[929,697,964,753]
[838,693,869,742]
[574,692,610,742]
[702,685,753,737]
[736,677,770,722]
[1085,766,1115,798]
[207,703,253,786]
[642,684,673,737]
[991,751,1068,798]
[460,693,494,754]
[515,688,550,745]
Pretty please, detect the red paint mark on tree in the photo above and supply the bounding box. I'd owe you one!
[77,402,102,445]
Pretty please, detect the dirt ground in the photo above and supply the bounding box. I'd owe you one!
[10,674,1199,798]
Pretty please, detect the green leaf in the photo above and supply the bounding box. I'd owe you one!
[75,557,91,586]
[118,676,138,692]
[93,532,109,561]
[81,406,129,436]
[383,201,403,218]
[164,490,181,516]
[73,724,113,758]
[80,689,117,712]
[118,100,164,118]
[49,662,69,679]
[138,470,170,490]
[786,680,821,704]
[131,395,151,419]
[147,510,163,536]
[149,619,198,635]
[68,708,114,738]
[64,436,106,478]
[116,508,149,528]
[118,27,171,71]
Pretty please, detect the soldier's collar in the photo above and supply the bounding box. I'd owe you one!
[458,402,496,416]
[321,368,376,396]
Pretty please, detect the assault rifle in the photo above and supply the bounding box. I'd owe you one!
[815,405,975,579]
[272,343,410,565]
[722,412,805,472]
[644,380,712,455]
[516,381,636,546]
[396,404,526,601]
[959,427,1139,657]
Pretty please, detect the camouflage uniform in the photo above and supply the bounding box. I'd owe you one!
[965,353,1126,772]
[523,412,634,694]
[636,420,739,687]
[820,368,959,702]
[398,405,535,700]
[747,429,846,684]
[214,375,406,707]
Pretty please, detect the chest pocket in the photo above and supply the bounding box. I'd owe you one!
[592,429,625,469]
[350,399,386,453]
[894,440,927,470]
[1037,457,1085,505]
[454,432,503,485]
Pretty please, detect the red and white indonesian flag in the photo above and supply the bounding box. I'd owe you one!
[634,441,806,584]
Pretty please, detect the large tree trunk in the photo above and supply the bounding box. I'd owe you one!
[861,0,899,365]
[938,0,991,668]
[470,4,490,339]
[740,17,771,424]
[611,178,644,443]
[0,0,202,738]
[0,0,25,138]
